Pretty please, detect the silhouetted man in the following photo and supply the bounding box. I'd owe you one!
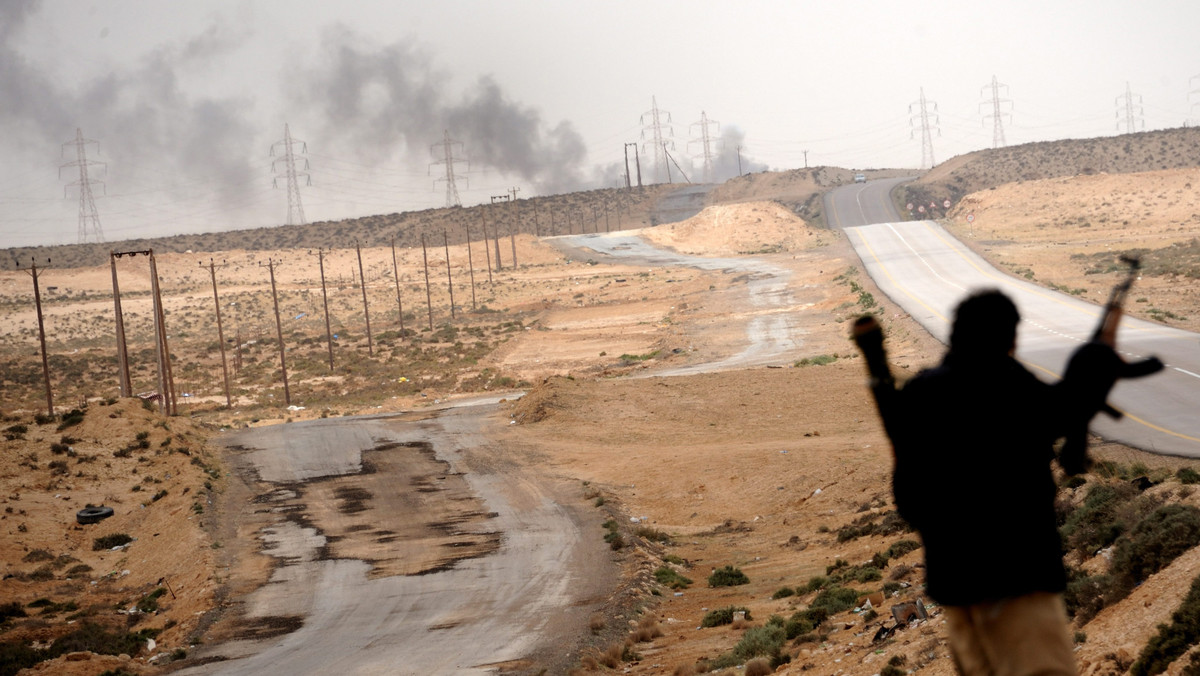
[852,289,1125,676]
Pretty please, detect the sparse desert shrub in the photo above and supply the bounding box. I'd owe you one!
[92,533,132,551]
[56,408,86,430]
[631,615,663,642]
[1130,572,1200,676]
[708,565,749,587]
[654,566,692,590]
[772,586,795,599]
[886,539,922,559]
[634,525,671,543]
[745,658,773,676]
[731,625,786,662]
[1109,504,1200,600]
[1060,482,1139,555]
[1177,467,1200,485]
[137,588,167,613]
[810,585,859,615]
[700,606,752,628]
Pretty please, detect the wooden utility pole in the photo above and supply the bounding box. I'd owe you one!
[420,233,434,331]
[312,249,335,370]
[355,242,374,355]
[108,253,132,397]
[202,259,232,409]
[442,229,456,318]
[261,258,291,406]
[464,223,477,310]
[390,238,405,334]
[20,258,54,417]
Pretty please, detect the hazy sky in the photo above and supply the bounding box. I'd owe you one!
[1,0,1197,248]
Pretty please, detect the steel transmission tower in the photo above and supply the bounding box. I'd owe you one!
[909,88,940,170]
[270,123,310,226]
[60,128,106,244]
[640,96,674,184]
[980,75,1013,149]
[690,111,720,184]
[430,130,468,207]
[1115,82,1145,134]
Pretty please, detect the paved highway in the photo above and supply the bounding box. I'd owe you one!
[827,180,1200,458]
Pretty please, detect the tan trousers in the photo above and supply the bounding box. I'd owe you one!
[943,592,1077,676]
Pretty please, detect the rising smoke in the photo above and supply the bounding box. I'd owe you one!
[0,1,258,222]
[288,26,589,194]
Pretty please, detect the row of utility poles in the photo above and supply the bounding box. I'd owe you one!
[13,191,640,415]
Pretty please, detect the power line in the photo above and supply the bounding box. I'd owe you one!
[1115,82,1145,135]
[1189,74,1200,125]
[640,96,673,184]
[270,123,310,226]
[59,128,105,244]
[429,129,468,208]
[690,111,720,183]
[980,75,1013,149]
[908,88,940,170]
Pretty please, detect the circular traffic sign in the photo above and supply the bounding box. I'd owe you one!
[918,205,926,213]
[943,199,951,208]
[906,203,914,210]
[966,213,975,223]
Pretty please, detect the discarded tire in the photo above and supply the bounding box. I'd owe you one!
[76,506,114,525]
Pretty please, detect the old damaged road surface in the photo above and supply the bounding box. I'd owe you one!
[184,401,613,675]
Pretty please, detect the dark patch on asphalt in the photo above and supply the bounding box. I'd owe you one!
[334,485,373,514]
[428,620,462,631]
[233,615,305,640]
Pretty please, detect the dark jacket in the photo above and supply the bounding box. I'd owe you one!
[882,352,1069,606]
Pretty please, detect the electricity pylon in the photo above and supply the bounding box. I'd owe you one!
[60,128,105,244]
[980,75,1012,149]
[430,129,468,208]
[270,123,310,226]
[1115,82,1145,135]
[1188,74,1200,125]
[690,111,720,184]
[640,96,674,184]
[909,88,940,170]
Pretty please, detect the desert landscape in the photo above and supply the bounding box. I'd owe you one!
[3,128,1200,676]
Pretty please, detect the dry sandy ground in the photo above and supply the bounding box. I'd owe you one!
[4,170,1200,675]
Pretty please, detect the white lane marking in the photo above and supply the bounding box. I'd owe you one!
[1176,367,1200,380]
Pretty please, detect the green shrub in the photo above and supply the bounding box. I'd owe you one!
[731,625,786,661]
[654,566,692,590]
[1064,569,1112,623]
[1060,482,1139,555]
[771,586,795,599]
[785,607,829,639]
[56,409,86,431]
[805,575,830,592]
[886,539,922,559]
[137,588,167,613]
[1177,467,1200,485]
[1131,573,1200,676]
[810,585,859,615]
[708,565,749,587]
[700,606,752,628]
[634,526,671,543]
[92,533,133,551]
[1110,504,1200,601]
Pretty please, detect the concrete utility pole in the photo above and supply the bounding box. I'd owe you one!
[19,258,54,417]
[420,233,434,331]
[980,75,1013,149]
[479,208,494,283]
[490,194,510,270]
[148,251,177,415]
[355,241,374,355]
[1115,82,1145,134]
[909,87,941,170]
[260,258,291,406]
[690,111,720,184]
[430,130,468,207]
[109,252,132,397]
[310,248,335,370]
[508,187,521,267]
[271,123,310,226]
[390,238,405,334]
[463,222,477,310]
[60,128,105,244]
[201,258,233,409]
[640,96,673,184]
[442,229,456,318]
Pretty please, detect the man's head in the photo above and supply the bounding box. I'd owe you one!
[950,289,1019,358]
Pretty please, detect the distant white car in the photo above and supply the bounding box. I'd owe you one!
[854,173,867,183]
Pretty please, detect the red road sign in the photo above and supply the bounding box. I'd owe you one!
[943,199,951,208]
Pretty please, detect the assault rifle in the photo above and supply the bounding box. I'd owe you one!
[1058,255,1163,474]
